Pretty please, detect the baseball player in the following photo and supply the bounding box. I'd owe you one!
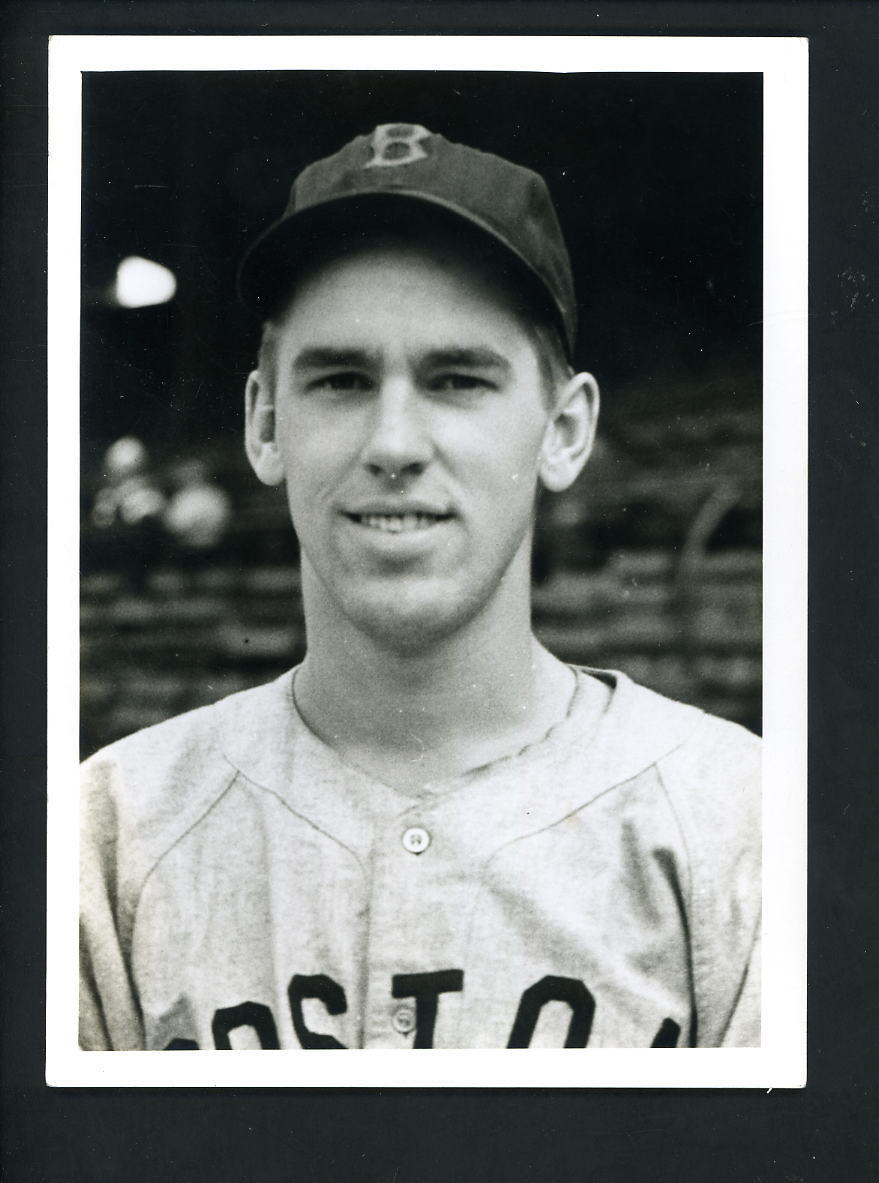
[80,124,761,1050]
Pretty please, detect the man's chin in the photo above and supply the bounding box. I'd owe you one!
[341,586,482,654]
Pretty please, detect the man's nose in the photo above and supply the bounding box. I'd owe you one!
[360,379,433,479]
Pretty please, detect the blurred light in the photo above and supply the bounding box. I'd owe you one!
[104,435,148,477]
[114,255,177,308]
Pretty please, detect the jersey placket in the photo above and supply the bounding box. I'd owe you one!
[360,801,468,1048]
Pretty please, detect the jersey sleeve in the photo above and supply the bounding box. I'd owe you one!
[718,921,761,1047]
[79,753,145,1050]
[658,715,762,1047]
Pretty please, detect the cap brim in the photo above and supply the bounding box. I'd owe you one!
[237,191,574,356]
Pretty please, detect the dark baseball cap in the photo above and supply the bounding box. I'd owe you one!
[237,123,577,358]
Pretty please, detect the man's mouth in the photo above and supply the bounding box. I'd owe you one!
[346,512,451,534]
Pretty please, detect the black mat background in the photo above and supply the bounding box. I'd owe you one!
[2,3,877,1180]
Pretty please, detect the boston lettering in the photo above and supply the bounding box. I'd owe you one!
[165,971,681,1049]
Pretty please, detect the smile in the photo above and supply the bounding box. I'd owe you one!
[347,512,451,534]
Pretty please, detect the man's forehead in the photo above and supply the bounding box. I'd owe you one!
[270,231,548,338]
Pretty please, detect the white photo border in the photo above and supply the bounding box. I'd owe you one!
[47,33,808,1089]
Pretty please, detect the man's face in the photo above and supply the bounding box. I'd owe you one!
[248,240,565,650]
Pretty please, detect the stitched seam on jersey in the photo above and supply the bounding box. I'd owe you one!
[125,766,240,978]
[238,774,368,875]
[129,764,366,937]
[655,762,697,1044]
[716,915,761,1045]
[459,769,671,984]
[654,763,695,925]
[281,664,593,803]
[131,766,240,926]
[484,768,672,862]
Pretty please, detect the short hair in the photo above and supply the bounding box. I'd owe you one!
[529,320,575,407]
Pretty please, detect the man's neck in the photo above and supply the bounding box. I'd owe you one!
[292,572,580,790]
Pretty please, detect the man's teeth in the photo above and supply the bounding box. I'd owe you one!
[357,513,443,533]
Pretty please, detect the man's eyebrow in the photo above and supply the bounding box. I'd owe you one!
[291,346,513,373]
[423,347,512,373]
[291,347,377,370]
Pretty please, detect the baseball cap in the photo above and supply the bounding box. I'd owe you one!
[237,123,577,358]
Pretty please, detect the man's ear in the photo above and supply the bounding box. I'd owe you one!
[244,370,285,487]
[538,372,600,493]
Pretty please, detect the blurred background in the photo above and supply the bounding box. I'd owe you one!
[80,70,762,758]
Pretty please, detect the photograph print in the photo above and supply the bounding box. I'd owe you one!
[72,60,766,1060]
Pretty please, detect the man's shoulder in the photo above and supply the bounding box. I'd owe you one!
[653,693,761,799]
[581,668,759,765]
[618,676,761,847]
[83,673,290,777]
[587,669,761,824]
[80,672,295,861]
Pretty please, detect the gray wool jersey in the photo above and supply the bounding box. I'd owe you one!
[79,667,761,1050]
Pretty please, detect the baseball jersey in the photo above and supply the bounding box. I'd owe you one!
[80,667,761,1050]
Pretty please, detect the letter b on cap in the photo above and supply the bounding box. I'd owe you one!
[365,124,430,168]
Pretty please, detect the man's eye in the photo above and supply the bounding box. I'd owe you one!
[309,372,372,393]
[430,373,494,393]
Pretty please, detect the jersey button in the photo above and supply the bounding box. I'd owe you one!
[392,1005,417,1035]
[401,826,430,854]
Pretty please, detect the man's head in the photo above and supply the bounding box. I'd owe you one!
[240,125,599,650]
